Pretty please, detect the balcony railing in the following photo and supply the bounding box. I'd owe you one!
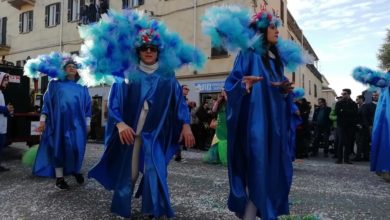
[7,0,35,9]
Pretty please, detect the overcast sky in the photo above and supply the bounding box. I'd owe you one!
[287,0,390,98]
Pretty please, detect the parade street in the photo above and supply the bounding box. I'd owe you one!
[0,143,389,220]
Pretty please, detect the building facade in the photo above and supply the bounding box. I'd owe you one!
[0,0,332,121]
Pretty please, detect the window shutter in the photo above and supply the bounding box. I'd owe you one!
[139,0,144,6]
[45,6,49,27]
[56,3,61,25]
[1,17,6,45]
[19,13,23,33]
[80,0,85,20]
[67,0,72,21]
[28,11,33,32]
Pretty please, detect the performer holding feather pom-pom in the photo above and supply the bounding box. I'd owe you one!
[80,10,205,218]
[202,4,310,220]
[352,66,390,182]
[24,52,92,190]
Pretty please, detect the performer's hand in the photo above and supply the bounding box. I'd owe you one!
[271,80,294,94]
[242,76,264,93]
[116,122,135,145]
[179,124,195,148]
[36,121,45,133]
[86,126,91,134]
[7,104,14,116]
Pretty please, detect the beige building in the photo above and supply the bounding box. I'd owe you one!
[321,75,337,107]
[0,0,333,111]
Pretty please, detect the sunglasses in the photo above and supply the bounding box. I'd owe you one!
[139,45,158,52]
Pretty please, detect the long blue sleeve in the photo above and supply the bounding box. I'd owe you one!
[0,106,9,116]
[225,50,293,219]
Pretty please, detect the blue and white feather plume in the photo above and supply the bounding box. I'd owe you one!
[77,9,206,86]
[352,66,390,88]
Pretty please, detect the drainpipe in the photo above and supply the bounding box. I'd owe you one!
[60,0,64,51]
[193,0,197,47]
[193,0,197,75]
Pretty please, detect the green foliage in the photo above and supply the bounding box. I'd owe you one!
[377,29,390,71]
[279,215,319,220]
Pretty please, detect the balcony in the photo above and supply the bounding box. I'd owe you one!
[7,0,35,10]
[0,35,12,56]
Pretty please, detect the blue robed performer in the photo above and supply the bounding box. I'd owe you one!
[24,53,92,190]
[77,10,205,218]
[352,67,390,180]
[202,5,310,220]
[290,88,305,162]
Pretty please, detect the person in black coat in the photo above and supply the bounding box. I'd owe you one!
[295,98,311,158]
[353,95,376,161]
[335,88,358,164]
[311,98,332,157]
[87,0,98,23]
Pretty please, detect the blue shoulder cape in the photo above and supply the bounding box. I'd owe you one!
[88,69,189,218]
[225,50,294,219]
[371,87,390,172]
[33,79,92,177]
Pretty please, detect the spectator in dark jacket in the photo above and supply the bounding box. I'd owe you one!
[98,0,109,16]
[335,88,358,164]
[87,0,98,23]
[311,98,332,157]
[353,95,376,161]
[295,98,311,158]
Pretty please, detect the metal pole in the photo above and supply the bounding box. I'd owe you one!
[193,0,197,47]
[60,0,64,52]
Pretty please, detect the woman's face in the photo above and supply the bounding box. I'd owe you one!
[65,63,77,77]
[1,77,9,88]
[139,45,158,65]
[266,25,279,45]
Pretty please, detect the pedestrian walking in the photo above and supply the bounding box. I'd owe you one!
[0,72,13,172]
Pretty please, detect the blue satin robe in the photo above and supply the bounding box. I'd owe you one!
[33,79,92,177]
[290,103,302,161]
[225,50,294,220]
[371,87,390,172]
[88,69,189,218]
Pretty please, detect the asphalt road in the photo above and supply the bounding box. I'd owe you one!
[0,143,389,220]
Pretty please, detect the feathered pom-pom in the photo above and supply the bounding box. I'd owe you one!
[22,145,38,167]
[24,52,72,79]
[292,87,305,99]
[77,9,205,86]
[201,5,311,69]
[277,39,313,72]
[201,5,259,53]
[352,66,390,88]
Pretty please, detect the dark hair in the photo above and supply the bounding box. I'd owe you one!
[357,95,365,102]
[318,98,326,104]
[181,84,188,88]
[63,60,80,81]
[63,60,77,69]
[342,88,351,95]
[253,26,283,78]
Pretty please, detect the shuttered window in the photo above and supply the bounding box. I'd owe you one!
[122,0,144,9]
[45,3,61,27]
[68,0,85,22]
[19,11,33,33]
